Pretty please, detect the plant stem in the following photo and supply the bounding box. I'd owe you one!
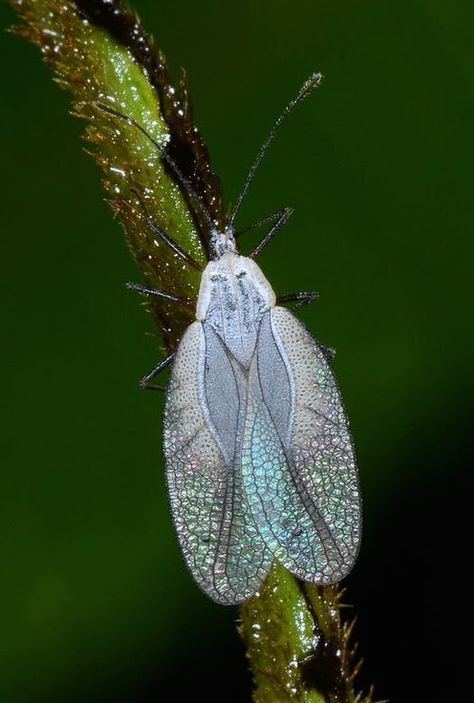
[240,565,370,703]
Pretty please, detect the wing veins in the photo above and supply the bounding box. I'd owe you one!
[203,330,248,599]
[297,402,343,429]
[174,421,206,453]
[254,321,345,566]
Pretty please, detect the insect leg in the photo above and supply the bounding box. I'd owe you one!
[96,102,214,239]
[139,352,176,391]
[132,189,203,272]
[320,344,336,361]
[235,209,286,238]
[249,207,294,259]
[277,291,319,309]
[126,282,194,310]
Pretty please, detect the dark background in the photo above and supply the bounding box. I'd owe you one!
[0,1,472,701]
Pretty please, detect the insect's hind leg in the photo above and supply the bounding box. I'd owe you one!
[139,352,176,391]
[320,344,336,361]
[277,291,319,309]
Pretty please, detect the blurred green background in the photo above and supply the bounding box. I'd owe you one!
[0,1,472,701]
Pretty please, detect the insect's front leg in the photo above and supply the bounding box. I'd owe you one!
[249,207,294,259]
[139,352,176,391]
[131,189,203,272]
[126,282,194,309]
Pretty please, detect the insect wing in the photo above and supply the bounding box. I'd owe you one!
[242,307,361,584]
[164,321,271,604]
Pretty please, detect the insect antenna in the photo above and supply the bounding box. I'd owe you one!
[95,102,215,238]
[227,72,323,229]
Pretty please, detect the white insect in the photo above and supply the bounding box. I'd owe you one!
[122,73,361,604]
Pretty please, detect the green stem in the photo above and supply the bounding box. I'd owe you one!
[239,566,368,703]
[6,1,380,701]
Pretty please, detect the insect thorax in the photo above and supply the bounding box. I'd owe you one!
[196,252,276,367]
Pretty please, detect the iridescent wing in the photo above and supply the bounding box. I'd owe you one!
[163,321,271,604]
[242,308,361,584]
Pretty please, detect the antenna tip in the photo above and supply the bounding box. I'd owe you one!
[302,72,324,93]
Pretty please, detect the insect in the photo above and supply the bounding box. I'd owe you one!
[108,73,361,604]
